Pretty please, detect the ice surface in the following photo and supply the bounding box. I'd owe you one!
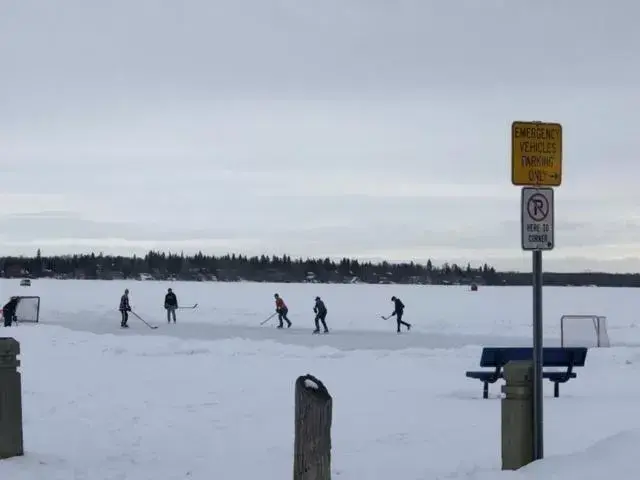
[7,279,640,349]
[0,279,639,479]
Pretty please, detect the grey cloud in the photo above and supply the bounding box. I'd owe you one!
[540,256,640,273]
[2,1,640,272]
[2,193,636,255]
[0,213,244,243]
[1,186,639,263]
[555,220,640,246]
[2,0,639,101]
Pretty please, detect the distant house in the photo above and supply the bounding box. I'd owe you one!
[5,265,24,278]
[41,268,56,278]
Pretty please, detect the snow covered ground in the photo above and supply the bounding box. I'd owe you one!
[1,279,640,479]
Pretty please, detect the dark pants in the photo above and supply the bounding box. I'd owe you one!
[314,312,328,332]
[3,311,14,327]
[120,310,129,326]
[396,311,410,332]
[166,307,177,323]
[277,307,291,327]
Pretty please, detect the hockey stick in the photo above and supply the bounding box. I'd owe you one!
[260,312,278,325]
[177,304,198,309]
[131,311,158,329]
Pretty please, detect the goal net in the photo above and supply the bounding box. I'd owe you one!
[14,296,41,323]
[560,314,610,348]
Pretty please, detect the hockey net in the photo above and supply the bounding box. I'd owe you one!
[14,296,41,323]
[560,314,610,348]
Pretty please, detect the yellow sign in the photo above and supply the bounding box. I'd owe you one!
[511,121,562,186]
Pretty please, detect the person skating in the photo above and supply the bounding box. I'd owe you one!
[165,288,178,324]
[119,289,131,328]
[313,296,329,334]
[2,296,19,327]
[390,296,411,333]
[274,293,292,328]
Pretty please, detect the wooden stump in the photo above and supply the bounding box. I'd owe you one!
[293,374,332,480]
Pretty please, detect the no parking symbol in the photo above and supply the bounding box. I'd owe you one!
[521,188,554,251]
[527,193,549,222]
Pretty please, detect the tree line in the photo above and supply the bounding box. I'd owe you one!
[1,249,639,287]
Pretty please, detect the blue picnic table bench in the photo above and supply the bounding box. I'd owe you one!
[465,347,588,399]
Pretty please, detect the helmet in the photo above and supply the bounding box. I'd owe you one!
[168,288,172,292]
[274,293,279,298]
[315,296,320,301]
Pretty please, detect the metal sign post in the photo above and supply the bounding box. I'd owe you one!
[520,186,554,461]
[532,249,543,460]
[512,119,562,462]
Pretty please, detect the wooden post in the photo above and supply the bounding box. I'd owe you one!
[0,337,24,459]
[293,374,332,480]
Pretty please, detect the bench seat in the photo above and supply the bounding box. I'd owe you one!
[465,371,500,381]
[465,347,587,399]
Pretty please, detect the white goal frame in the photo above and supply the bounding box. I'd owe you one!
[15,295,41,323]
[560,314,610,348]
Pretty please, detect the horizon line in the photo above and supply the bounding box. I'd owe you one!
[0,249,637,276]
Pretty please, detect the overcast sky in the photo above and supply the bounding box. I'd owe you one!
[2,1,640,272]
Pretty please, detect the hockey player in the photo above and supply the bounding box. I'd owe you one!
[313,296,329,334]
[390,296,411,333]
[274,293,292,328]
[119,289,131,328]
[2,296,19,327]
[164,288,178,324]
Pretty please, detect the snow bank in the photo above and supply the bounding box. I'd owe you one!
[2,310,640,479]
[469,429,640,479]
[0,325,497,480]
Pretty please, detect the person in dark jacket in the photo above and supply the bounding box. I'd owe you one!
[164,288,178,324]
[390,296,411,333]
[313,296,329,334]
[3,296,19,327]
[274,293,292,328]
[119,289,131,328]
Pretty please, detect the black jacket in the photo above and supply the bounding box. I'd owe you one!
[2,297,18,317]
[119,294,131,311]
[165,292,178,308]
[392,298,405,315]
[314,298,327,315]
